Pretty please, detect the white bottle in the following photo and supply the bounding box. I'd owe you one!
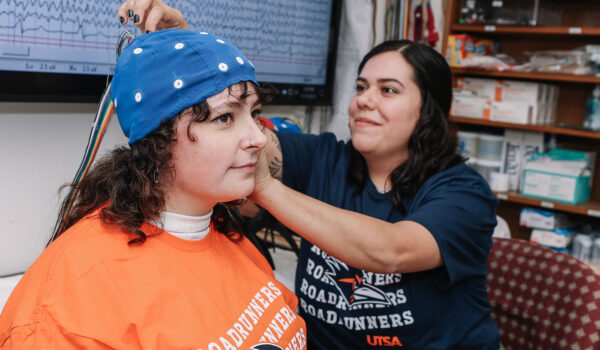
[572,234,592,263]
[584,85,600,131]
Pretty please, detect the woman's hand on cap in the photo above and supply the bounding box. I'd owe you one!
[118,0,189,33]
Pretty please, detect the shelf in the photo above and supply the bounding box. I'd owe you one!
[450,116,600,139]
[450,68,600,84]
[494,191,600,218]
[451,24,600,36]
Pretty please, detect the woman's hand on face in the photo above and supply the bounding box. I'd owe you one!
[118,0,189,33]
[250,148,276,201]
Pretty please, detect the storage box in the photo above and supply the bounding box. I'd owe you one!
[490,101,532,124]
[451,95,490,119]
[500,130,545,191]
[456,77,496,100]
[494,80,546,124]
[544,85,559,124]
[530,228,576,253]
[495,80,544,103]
[500,131,526,191]
[445,34,496,67]
[521,149,595,204]
[519,207,569,230]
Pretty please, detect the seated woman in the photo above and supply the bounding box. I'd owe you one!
[0,30,306,350]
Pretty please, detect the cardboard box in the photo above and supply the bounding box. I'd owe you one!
[493,80,548,124]
[519,207,569,230]
[544,85,559,124]
[445,34,496,67]
[522,167,590,204]
[495,80,544,103]
[451,95,490,119]
[537,84,550,125]
[456,77,496,100]
[530,228,576,252]
[521,149,595,204]
[521,132,547,188]
[490,101,532,124]
[531,102,544,125]
[500,130,544,191]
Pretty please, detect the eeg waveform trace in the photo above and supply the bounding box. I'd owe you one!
[0,0,333,84]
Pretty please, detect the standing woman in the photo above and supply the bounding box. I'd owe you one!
[120,3,500,349]
[0,30,306,349]
[252,40,500,349]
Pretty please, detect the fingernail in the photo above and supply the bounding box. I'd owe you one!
[128,10,133,18]
[134,15,140,23]
[119,16,125,24]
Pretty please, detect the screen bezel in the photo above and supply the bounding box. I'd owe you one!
[0,0,341,105]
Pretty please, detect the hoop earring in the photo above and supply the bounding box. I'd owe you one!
[153,167,160,184]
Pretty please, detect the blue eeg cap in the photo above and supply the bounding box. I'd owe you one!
[111,29,258,144]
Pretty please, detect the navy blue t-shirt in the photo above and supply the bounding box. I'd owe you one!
[277,132,500,350]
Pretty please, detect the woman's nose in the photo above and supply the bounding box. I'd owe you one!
[356,88,376,109]
[244,116,267,150]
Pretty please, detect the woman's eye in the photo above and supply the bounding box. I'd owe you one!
[213,114,233,123]
[355,85,366,92]
[251,109,262,118]
[382,87,397,94]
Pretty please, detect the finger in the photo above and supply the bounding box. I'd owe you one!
[117,2,129,25]
[133,0,152,27]
[144,6,165,32]
[127,0,136,18]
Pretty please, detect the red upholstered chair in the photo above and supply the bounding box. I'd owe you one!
[486,237,600,350]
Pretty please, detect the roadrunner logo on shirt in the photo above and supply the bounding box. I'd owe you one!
[251,344,284,350]
[323,254,392,307]
[300,245,415,335]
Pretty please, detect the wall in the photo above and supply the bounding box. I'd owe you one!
[0,102,127,276]
[325,0,373,140]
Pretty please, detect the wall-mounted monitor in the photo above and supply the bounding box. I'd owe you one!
[0,0,341,105]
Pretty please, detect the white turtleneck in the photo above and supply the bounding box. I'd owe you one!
[152,210,212,241]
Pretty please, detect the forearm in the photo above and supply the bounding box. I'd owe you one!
[251,179,442,274]
[263,128,282,181]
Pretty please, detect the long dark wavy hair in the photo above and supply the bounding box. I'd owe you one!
[348,40,464,212]
[51,81,274,245]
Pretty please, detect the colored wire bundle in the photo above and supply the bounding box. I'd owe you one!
[50,88,115,241]
[50,31,135,242]
[116,31,136,58]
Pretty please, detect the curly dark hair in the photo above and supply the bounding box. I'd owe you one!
[51,81,274,245]
[348,40,464,213]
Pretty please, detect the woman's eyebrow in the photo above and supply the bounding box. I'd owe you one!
[377,78,404,87]
[356,77,404,88]
[224,97,261,108]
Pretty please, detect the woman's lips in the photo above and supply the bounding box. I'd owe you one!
[354,117,380,127]
[231,162,257,173]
